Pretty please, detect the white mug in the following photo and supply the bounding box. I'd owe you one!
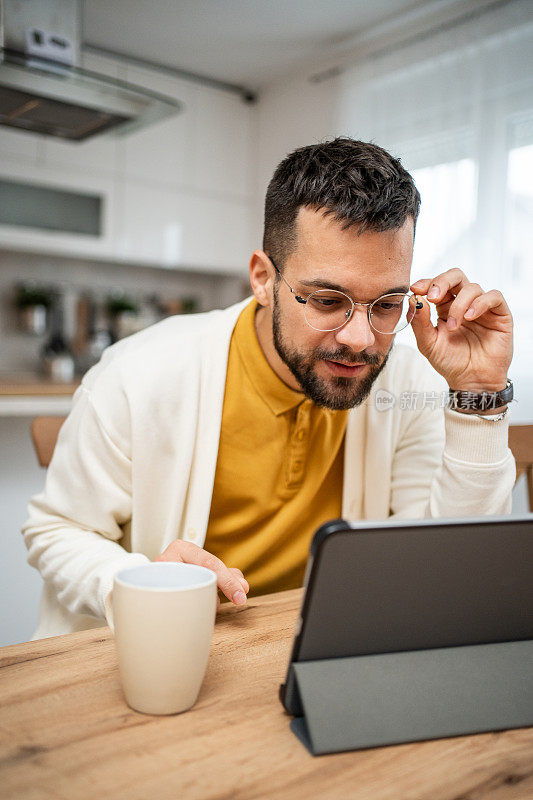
[110,562,217,715]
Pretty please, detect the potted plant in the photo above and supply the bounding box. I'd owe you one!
[14,283,54,335]
[105,292,139,340]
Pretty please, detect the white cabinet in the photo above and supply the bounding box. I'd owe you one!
[122,66,197,189]
[194,85,253,199]
[121,65,254,200]
[115,61,254,271]
[0,158,118,260]
[179,193,254,272]
[117,179,253,272]
[0,51,256,272]
[0,126,41,164]
[0,52,120,259]
[116,179,182,266]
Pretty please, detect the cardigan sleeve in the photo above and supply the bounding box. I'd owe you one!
[425,408,515,517]
[21,384,149,621]
[389,397,516,520]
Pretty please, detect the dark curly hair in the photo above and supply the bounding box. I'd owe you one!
[263,137,420,269]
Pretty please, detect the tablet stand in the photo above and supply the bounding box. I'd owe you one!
[289,639,533,756]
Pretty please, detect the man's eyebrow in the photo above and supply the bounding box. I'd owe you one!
[298,278,411,296]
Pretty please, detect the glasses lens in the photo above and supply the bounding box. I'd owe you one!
[304,290,353,331]
[370,293,415,334]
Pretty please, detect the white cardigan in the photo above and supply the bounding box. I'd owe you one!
[22,299,515,638]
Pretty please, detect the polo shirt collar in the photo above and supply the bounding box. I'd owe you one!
[234,298,306,416]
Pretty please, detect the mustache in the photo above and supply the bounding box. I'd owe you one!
[313,347,382,366]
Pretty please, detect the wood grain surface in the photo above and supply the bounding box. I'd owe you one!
[0,589,532,800]
[0,376,80,396]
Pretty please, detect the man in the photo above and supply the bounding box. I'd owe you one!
[23,138,515,638]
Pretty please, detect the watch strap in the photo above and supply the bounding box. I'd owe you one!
[448,379,513,412]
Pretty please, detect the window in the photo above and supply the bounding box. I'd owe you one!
[411,158,477,280]
[342,14,533,416]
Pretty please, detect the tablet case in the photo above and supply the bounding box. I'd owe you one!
[281,517,533,756]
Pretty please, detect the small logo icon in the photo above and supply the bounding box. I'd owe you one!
[375,389,395,411]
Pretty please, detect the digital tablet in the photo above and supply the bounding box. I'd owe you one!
[280,515,533,717]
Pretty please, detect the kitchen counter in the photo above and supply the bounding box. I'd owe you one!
[0,374,80,416]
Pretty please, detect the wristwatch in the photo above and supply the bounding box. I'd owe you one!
[448,379,513,412]
[473,409,509,422]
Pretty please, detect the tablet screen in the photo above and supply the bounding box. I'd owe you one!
[295,516,533,663]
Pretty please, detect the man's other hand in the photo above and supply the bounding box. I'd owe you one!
[410,268,513,393]
[155,540,249,609]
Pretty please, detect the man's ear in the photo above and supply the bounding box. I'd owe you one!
[249,250,274,308]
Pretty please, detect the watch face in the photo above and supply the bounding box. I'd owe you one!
[502,380,514,403]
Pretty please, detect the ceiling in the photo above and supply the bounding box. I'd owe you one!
[82,0,445,91]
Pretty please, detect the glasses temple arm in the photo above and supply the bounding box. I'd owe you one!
[268,255,298,296]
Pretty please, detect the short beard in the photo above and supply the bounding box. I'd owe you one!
[271,284,392,411]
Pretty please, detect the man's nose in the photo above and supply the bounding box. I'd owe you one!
[334,305,376,351]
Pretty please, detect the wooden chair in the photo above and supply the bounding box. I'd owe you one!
[508,424,533,512]
[30,416,67,468]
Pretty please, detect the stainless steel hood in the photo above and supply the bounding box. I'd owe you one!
[0,0,182,141]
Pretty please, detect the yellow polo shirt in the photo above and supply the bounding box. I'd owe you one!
[204,299,348,597]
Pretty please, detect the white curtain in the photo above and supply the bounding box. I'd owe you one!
[335,5,533,420]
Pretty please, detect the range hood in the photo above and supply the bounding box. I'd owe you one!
[0,0,182,141]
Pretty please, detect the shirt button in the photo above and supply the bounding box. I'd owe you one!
[187,527,197,541]
[296,429,305,441]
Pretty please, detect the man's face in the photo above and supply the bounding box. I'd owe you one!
[270,207,414,410]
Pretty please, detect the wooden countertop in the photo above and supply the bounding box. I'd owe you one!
[1,588,532,800]
[0,374,80,395]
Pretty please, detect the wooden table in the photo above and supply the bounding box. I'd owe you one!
[1,589,532,800]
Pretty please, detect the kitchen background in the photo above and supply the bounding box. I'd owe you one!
[1,0,532,646]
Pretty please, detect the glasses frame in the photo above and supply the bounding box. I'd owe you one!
[268,255,422,334]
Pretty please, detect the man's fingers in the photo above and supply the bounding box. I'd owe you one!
[410,277,432,294]
[409,295,437,357]
[155,540,247,606]
[154,540,185,562]
[411,278,512,328]
[196,551,247,605]
[229,567,249,594]
[464,289,511,321]
[217,568,249,611]
[446,283,484,330]
[231,566,245,579]
[411,268,470,304]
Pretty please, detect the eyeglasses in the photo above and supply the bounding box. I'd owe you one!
[268,256,422,334]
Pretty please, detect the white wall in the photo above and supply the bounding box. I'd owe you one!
[254,73,343,242]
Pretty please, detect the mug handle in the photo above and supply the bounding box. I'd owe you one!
[105,590,115,633]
